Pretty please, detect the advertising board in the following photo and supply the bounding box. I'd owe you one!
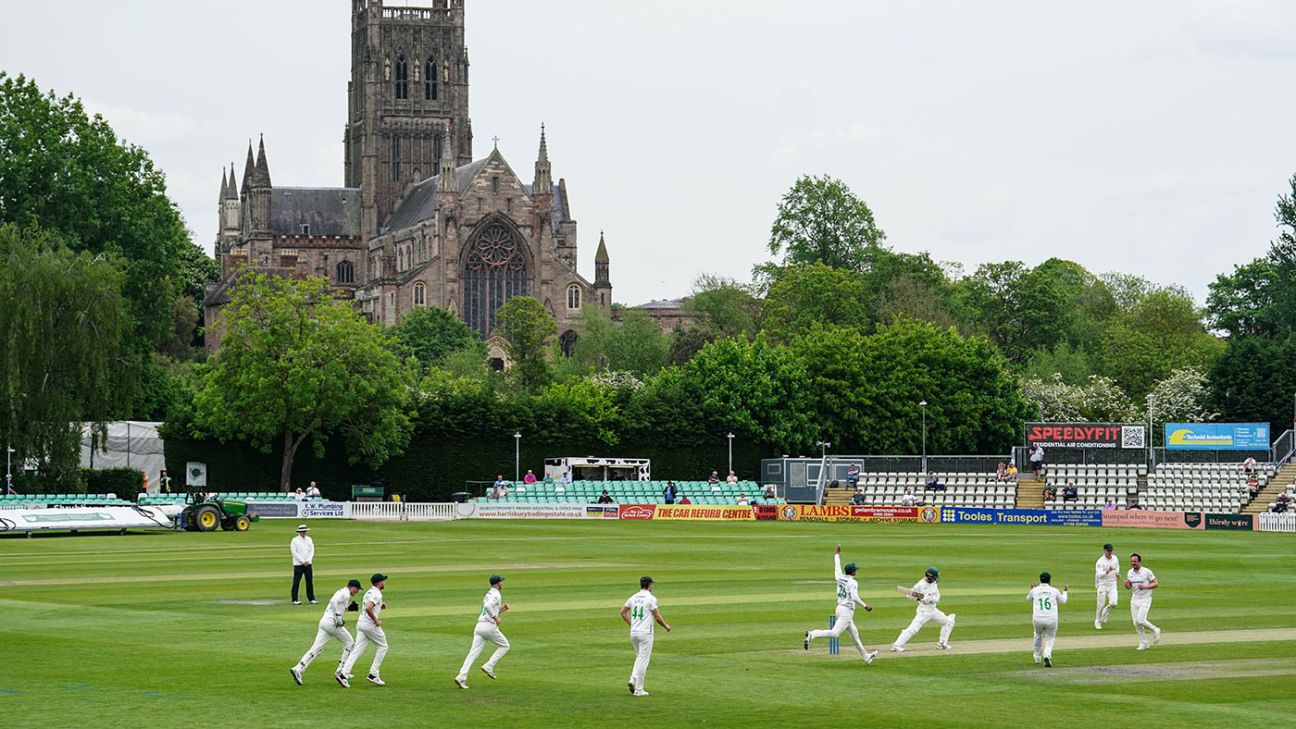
[778,505,941,523]
[1165,423,1270,451]
[651,505,755,521]
[1100,510,1204,530]
[1026,422,1147,449]
[584,505,620,519]
[246,501,300,518]
[618,504,657,520]
[1204,513,1254,531]
[300,502,350,519]
[940,507,1102,527]
[473,503,588,519]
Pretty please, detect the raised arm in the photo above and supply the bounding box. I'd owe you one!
[833,544,843,580]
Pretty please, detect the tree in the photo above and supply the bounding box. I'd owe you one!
[767,175,886,271]
[0,224,129,481]
[1099,288,1223,400]
[0,73,191,352]
[955,261,1066,363]
[193,274,413,490]
[389,306,485,369]
[684,275,761,340]
[1145,368,1216,427]
[1207,337,1296,432]
[568,308,669,378]
[761,262,873,342]
[495,296,557,391]
[1207,175,1296,339]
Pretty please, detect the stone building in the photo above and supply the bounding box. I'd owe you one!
[204,0,611,363]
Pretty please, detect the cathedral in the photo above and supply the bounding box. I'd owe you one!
[204,0,611,363]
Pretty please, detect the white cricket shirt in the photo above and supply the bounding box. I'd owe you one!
[1028,585,1067,620]
[359,586,384,624]
[1095,554,1120,587]
[624,590,658,635]
[322,586,351,624]
[290,535,315,565]
[1127,567,1156,603]
[833,554,864,611]
[478,589,502,625]
[911,579,941,612]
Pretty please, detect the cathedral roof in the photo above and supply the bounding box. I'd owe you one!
[270,187,362,236]
[384,158,490,232]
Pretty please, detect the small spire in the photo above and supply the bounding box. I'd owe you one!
[227,163,239,200]
[219,168,228,203]
[242,142,255,187]
[595,230,609,263]
[438,126,457,192]
[533,123,552,195]
[253,134,272,187]
[538,123,548,162]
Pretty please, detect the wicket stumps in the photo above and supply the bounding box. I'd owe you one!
[828,614,839,655]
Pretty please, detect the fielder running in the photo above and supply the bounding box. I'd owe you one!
[1027,572,1068,667]
[337,573,389,687]
[454,574,511,689]
[1124,553,1161,650]
[891,567,956,652]
[290,578,361,685]
[621,576,671,697]
[802,544,877,664]
[1094,542,1119,629]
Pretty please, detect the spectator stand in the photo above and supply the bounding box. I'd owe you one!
[487,480,762,506]
[822,470,1014,509]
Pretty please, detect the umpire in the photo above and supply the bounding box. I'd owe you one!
[291,524,317,605]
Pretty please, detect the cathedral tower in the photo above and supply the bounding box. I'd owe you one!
[346,0,473,238]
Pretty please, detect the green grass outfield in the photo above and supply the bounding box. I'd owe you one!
[2,520,1293,728]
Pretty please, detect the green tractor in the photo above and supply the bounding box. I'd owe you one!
[180,490,255,532]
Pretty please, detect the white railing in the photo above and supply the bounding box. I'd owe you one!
[350,502,457,521]
[1257,512,1296,533]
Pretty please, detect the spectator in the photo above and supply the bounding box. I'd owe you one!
[305,481,321,498]
[1043,483,1056,501]
[995,462,1008,482]
[1029,443,1045,478]
[597,490,615,504]
[850,490,866,506]
[493,474,507,493]
[726,470,739,484]
[1273,492,1290,513]
[1005,463,1019,482]
[678,493,692,505]
[736,493,749,506]
[847,463,861,490]
[1104,498,1116,510]
[924,472,946,492]
[543,474,555,485]
[294,487,306,502]
[1127,499,1143,510]
[762,484,776,499]
[560,470,572,485]
[663,481,677,504]
[1062,481,1078,503]
[1241,457,1258,477]
[1247,477,1260,497]
[707,470,720,484]
[901,488,917,506]
[523,469,538,485]
[158,469,173,494]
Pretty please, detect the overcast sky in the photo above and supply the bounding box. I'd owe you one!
[3,1,1295,306]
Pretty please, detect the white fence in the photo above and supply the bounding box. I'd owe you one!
[1257,512,1296,533]
[350,502,457,522]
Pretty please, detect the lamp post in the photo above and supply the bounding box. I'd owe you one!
[919,400,928,474]
[726,432,734,474]
[5,445,13,494]
[513,432,521,483]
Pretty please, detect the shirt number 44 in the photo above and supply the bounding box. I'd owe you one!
[631,605,646,621]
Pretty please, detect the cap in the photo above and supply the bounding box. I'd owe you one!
[1103,543,1114,552]
[295,524,309,532]
[370,573,388,585]
[1039,571,1052,583]
[843,562,858,575]
[925,567,940,581]
[640,575,654,588]
[347,579,362,589]
[490,574,505,585]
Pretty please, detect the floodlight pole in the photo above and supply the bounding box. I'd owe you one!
[920,401,928,474]
[727,432,734,474]
[5,444,12,494]
[514,432,521,483]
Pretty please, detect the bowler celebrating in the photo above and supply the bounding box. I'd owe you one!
[1124,553,1161,650]
[1094,543,1119,629]
[337,573,389,687]
[454,574,511,689]
[891,567,956,652]
[802,544,877,664]
[621,576,671,697]
[291,579,361,685]
[1027,572,1068,667]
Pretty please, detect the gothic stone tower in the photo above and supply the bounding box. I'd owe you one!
[346,0,472,238]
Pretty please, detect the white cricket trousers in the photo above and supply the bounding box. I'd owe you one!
[893,608,956,648]
[340,621,388,678]
[297,621,354,673]
[1096,583,1118,625]
[457,622,510,680]
[629,633,654,691]
[1131,600,1158,643]
[1032,618,1058,660]
[807,605,869,657]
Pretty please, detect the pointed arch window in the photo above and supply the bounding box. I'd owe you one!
[337,260,355,284]
[413,282,427,307]
[425,58,438,100]
[394,55,409,99]
[463,222,529,336]
[567,284,581,310]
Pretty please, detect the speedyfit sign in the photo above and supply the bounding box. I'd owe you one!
[940,507,1102,527]
[1026,423,1146,449]
[1165,423,1269,451]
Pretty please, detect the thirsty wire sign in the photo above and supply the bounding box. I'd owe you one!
[1164,423,1269,450]
[1026,423,1146,449]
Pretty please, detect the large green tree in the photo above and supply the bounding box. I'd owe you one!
[1099,287,1223,400]
[568,308,669,378]
[389,305,485,370]
[761,262,873,342]
[1207,175,1296,339]
[766,174,886,271]
[193,274,414,490]
[495,296,557,391]
[0,224,129,482]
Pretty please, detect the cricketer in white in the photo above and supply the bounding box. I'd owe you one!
[803,544,877,664]
[1124,553,1161,650]
[891,566,956,651]
[620,576,671,697]
[1094,543,1120,629]
[337,573,389,687]
[1027,572,1068,667]
[291,579,361,685]
[454,574,511,689]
